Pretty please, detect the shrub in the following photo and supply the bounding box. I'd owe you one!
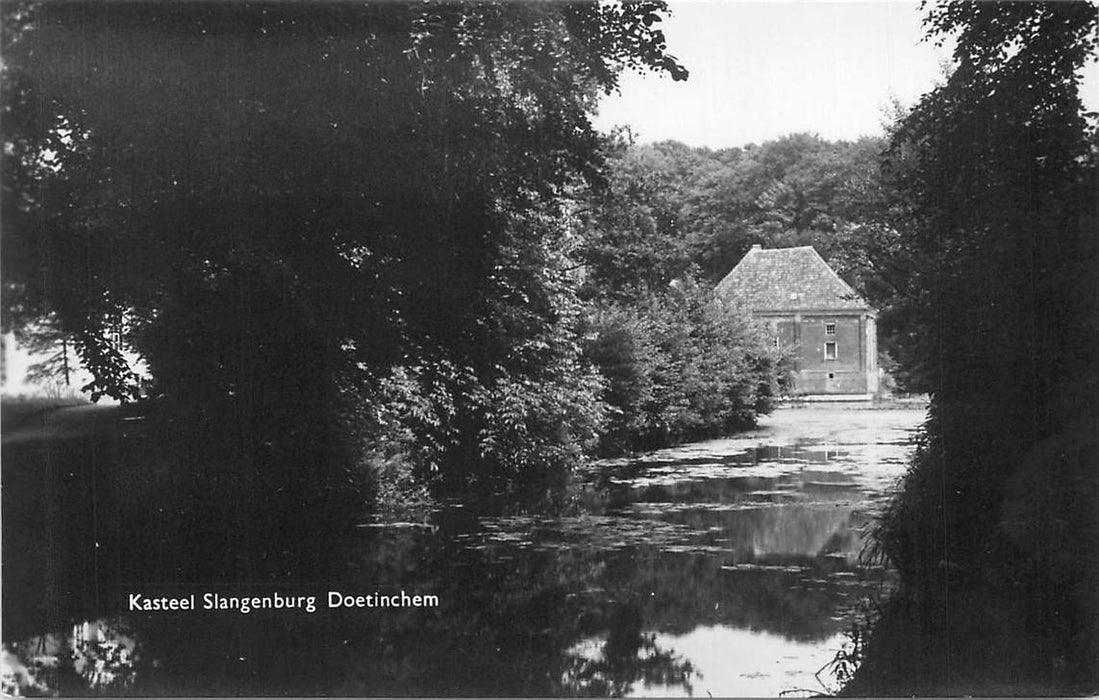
[585,279,783,454]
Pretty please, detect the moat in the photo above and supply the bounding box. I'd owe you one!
[4,405,926,697]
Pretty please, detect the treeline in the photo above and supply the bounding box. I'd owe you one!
[582,133,890,290]
[582,132,936,392]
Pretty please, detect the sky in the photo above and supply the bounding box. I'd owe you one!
[593,1,1097,149]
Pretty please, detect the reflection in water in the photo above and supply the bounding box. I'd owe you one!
[71,620,140,691]
[642,626,846,698]
[2,619,141,696]
[2,407,923,696]
[563,604,697,697]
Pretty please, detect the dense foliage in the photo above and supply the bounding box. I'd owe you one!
[845,2,1099,694]
[576,134,935,391]
[579,134,894,289]
[0,2,701,504]
[583,283,783,455]
[572,135,788,454]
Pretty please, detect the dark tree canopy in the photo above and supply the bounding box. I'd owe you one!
[1,1,688,494]
[2,1,683,393]
[879,0,1098,399]
[849,2,1099,694]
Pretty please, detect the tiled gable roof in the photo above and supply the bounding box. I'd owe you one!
[715,245,871,312]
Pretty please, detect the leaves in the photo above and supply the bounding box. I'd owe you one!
[859,3,1099,690]
[584,280,785,454]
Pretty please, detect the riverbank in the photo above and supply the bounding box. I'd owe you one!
[841,405,1099,696]
[777,395,930,411]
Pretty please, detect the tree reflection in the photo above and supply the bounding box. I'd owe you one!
[562,604,696,697]
[3,618,142,697]
[1,431,900,696]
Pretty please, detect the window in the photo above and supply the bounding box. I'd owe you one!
[825,342,837,360]
[825,323,836,336]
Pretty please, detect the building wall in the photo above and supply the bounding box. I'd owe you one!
[764,312,878,395]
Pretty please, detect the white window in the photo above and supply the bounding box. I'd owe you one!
[825,342,837,360]
[825,323,836,336]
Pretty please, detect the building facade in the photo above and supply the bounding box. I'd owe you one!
[716,245,879,396]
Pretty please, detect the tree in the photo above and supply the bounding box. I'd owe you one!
[580,134,900,292]
[583,284,782,455]
[576,137,705,301]
[1,2,687,498]
[848,2,1099,693]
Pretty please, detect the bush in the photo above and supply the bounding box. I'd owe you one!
[584,279,784,454]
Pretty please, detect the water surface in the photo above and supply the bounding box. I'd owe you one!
[5,405,925,696]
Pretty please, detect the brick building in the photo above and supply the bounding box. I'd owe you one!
[716,245,879,396]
